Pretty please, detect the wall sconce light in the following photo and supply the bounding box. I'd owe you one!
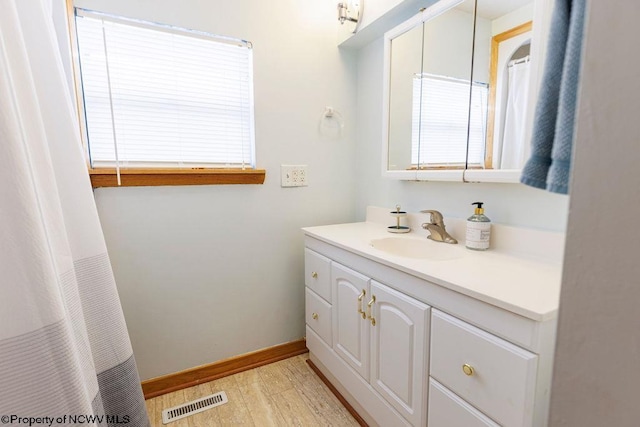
[337,0,363,33]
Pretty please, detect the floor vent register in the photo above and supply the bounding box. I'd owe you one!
[162,391,229,424]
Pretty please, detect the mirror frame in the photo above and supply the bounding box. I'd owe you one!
[382,0,553,183]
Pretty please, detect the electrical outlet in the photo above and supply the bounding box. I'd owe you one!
[281,165,308,187]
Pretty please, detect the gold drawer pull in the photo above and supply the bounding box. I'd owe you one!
[357,289,366,319]
[311,272,318,278]
[462,364,475,376]
[367,295,376,326]
[312,313,319,320]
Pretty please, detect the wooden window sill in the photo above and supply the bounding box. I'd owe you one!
[88,168,266,188]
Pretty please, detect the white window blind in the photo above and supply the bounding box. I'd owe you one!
[74,9,255,169]
[411,74,487,167]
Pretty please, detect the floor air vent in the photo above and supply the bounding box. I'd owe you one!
[162,391,228,424]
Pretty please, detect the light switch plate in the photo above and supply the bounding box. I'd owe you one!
[281,165,308,187]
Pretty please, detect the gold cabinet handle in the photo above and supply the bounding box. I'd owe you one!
[367,295,376,326]
[462,364,475,376]
[357,289,366,319]
[311,272,318,278]
[312,313,319,320]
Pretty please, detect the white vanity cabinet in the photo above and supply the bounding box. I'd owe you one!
[305,255,429,426]
[332,262,430,426]
[303,227,558,427]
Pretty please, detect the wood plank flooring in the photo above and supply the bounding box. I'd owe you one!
[145,353,360,426]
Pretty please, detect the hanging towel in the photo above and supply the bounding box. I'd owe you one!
[520,0,587,194]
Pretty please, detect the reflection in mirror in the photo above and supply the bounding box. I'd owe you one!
[417,0,475,170]
[388,24,424,171]
[470,0,535,170]
[386,0,476,172]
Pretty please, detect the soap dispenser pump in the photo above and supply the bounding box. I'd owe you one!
[466,202,491,251]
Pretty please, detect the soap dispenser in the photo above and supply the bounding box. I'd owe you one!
[466,202,491,251]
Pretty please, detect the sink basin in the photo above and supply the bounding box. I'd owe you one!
[370,237,463,260]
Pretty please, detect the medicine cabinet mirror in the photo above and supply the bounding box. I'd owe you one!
[383,0,551,183]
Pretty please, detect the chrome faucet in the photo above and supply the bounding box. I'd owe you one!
[420,210,458,244]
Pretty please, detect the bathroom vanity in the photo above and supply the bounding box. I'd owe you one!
[302,207,563,426]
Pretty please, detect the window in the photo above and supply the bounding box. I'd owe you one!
[71,8,264,186]
[411,74,488,168]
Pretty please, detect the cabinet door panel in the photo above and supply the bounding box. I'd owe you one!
[332,262,370,380]
[370,280,430,427]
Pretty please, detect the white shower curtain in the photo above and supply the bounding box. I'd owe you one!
[0,1,149,426]
[500,59,531,169]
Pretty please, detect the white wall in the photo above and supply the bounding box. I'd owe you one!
[491,3,534,35]
[74,0,359,380]
[549,2,640,425]
[423,8,479,80]
[337,0,407,43]
[356,37,569,231]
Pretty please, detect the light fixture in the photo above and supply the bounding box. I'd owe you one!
[337,0,363,33]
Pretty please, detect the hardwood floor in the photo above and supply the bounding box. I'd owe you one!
[145,353,360,426]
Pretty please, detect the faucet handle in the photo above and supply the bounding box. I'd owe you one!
[420,210,444,226]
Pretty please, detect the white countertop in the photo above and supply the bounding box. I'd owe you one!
[303,220,563,322]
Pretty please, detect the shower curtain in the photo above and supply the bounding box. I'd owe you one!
[500,59,531,169]
[0,1,149,426]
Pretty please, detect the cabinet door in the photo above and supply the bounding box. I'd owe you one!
[332,262,370,381]
[370,280,430,427]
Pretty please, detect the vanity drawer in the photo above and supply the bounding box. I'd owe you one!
[305,248,331,302]
[428,379,499,427]
[430,309,538,427]
[305,288,332,346]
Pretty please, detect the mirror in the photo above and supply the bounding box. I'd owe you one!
[384,0,548,182]
[467,0,535,175]
[417,0,476,172]
[387,22,425,173]
[385,0,475,180]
